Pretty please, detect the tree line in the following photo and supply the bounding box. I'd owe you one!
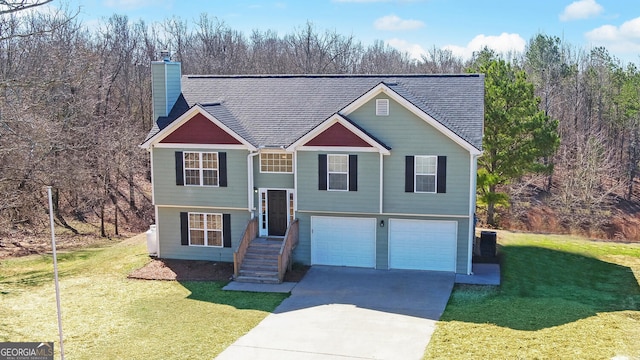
[1,1,639,240]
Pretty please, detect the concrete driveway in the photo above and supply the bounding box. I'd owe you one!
[215,266,455,360]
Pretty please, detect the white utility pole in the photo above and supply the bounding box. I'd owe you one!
[47,187,65,360]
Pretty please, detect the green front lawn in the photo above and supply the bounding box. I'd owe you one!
[0,235,287,359]
[3,231,639,359]
[425,231,640,359]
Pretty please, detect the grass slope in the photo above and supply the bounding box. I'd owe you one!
[0,235,287,359]
[425,231,640,359]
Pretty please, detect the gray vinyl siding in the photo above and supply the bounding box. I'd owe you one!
[253,159,294,189]
[165,64,181,111]
[296,151,380,213]
[151,63,166,119]
[348,95,471,216]
[292,96,474,274]
[152,147,249,208]
[151,62,181,119]
[156,207,250,261]
[293,212,312,265]
[456,219,471,274]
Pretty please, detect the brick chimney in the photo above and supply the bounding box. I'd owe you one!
[151,50,181,120]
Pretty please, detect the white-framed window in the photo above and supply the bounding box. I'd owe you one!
[260,153,293,173]
[415,155,437,193]
[376,99,389,116]
[328,154,348,191]
[184,152,218,186]
[188,212,223,247]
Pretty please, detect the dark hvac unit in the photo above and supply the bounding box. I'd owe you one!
[480,231,497,257]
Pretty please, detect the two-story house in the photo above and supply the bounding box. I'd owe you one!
[141,57,484,283]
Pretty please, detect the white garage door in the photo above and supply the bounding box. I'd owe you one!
[311,216,376,268]
[389,219,457,271]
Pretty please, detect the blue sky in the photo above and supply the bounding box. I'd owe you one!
[59,0,639,64]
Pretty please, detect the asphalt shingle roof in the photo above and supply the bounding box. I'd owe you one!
[145,74,484,151]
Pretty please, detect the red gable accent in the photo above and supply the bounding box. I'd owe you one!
[304,122,373,147]
[160,113,242,145]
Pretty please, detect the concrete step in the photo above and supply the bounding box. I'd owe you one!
[234,275,280,284]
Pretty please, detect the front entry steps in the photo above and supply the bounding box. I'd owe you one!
[235,237,283,284]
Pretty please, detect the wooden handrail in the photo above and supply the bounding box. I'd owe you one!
[278,219,299,283]
[233,217,258,279]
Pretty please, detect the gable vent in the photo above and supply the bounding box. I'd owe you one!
[376,99,389,116]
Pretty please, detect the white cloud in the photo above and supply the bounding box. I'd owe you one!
[443,33,526,59]
[560,0,603,21]
[585,17,640,55]
[374,15,424,31]
[385,38,427,59]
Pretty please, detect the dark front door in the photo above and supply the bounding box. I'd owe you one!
[267,190,288,236]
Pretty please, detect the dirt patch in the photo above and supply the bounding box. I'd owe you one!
[128,258,310,283]
[283,264,310,282]
[128,258,234,281]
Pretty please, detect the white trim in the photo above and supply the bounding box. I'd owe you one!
[297,209,470,218]
[153,143,249,150]
[297,146,381,153]
[286,114,390,155]
[149,150,156,205]
[289,191,295,225]
[140,105,257,151]
[258,188,294,237]
[467,153,479,275]
[156,205,249,211]
[379,153,383,214]
[293,151,298,217]
[154,206,160,258]
[340,83,482,155]
[247,151,259,216]
[259,189,267,236]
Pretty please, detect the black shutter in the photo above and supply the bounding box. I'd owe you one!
[222,214,232,248]
[180,212,189,245]
[318,154,327,190]
[175,151,184,186]
[405,156,414,193]
[348,155,358,191]
[437,156,447,193]
[219,152,227,187]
